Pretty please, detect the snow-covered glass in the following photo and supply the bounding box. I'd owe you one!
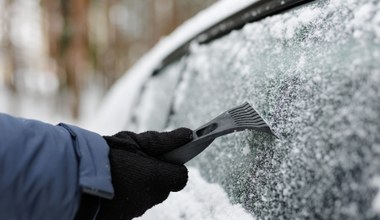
[137,0,380,219]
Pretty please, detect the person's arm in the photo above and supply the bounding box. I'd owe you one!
[0,113,113,220]
[0,113,192,220]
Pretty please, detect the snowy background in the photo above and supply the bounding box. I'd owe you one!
[0,0,215,122]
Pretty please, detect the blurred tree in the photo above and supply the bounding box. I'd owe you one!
[41,0,216,118]
[61,0,91,118]
[2,0,17,92]
[89,0,216,82]
[43,0,91,118]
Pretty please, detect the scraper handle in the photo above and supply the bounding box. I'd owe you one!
[160,134,214,165]
[160,112,243,164]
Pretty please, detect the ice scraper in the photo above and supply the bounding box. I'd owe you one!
[161,102,277,165]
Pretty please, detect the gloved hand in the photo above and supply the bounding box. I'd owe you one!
[75,128,193,220]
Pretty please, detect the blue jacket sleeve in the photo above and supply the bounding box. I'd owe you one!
[0,113,114,220]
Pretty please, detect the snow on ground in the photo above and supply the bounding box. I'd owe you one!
[137,168,255,220]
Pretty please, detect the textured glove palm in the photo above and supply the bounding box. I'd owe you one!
[76,128,193,220]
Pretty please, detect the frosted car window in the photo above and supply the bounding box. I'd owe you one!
[129,61,183,132]
[142,1,380,219]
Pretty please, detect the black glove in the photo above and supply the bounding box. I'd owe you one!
[75,128,193,220]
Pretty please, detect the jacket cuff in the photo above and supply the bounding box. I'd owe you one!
[58,123,114,199]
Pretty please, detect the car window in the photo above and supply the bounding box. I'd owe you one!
[129,60,184,132]
[137,0,380,219]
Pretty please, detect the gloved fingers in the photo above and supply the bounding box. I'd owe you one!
[104,133,141,153]
[110,149,188,192]
[157,161,188,192]
[128,128,193,157]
